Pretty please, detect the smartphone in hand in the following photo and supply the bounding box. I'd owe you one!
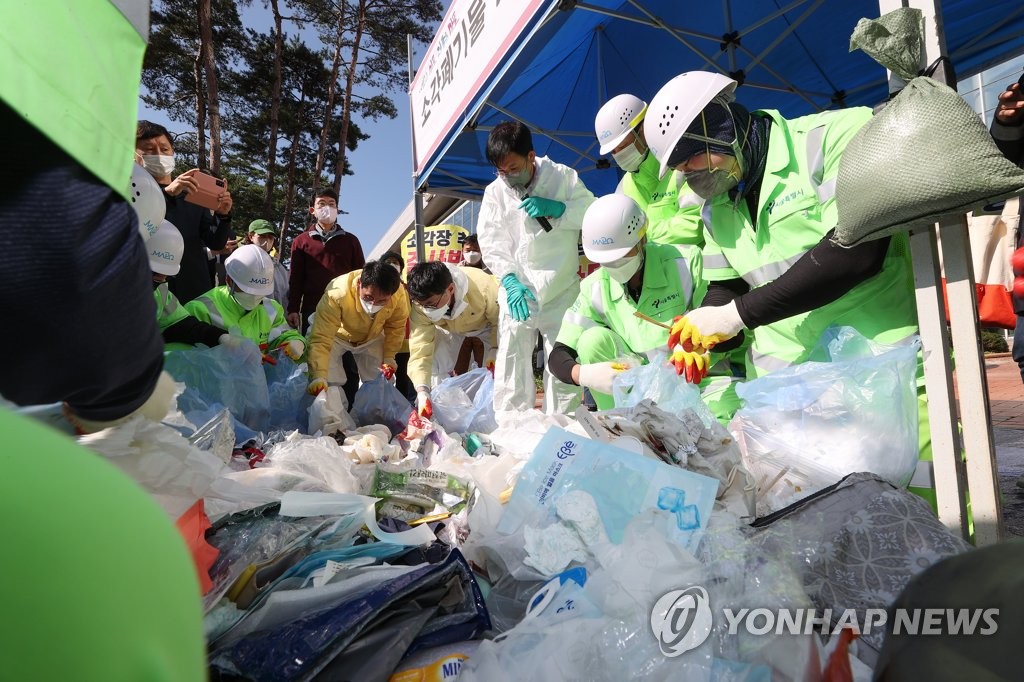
[184,171,227,211]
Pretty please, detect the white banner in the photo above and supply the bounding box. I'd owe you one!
[410,0,547,176]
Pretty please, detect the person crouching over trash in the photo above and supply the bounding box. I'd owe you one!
[547,193,743,419]
[305,260,409,404]
[406,260,500,417]
[185,243,306,363]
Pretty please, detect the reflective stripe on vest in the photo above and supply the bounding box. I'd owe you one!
[701,203,714,239]
[199,297,225,328]
[703,253,732,270]
[590,283,607,322]
[743,250,809,288]
[806,125,837,204]
[673,257,695,307]
[565,310,599,332]
[264,300,288,344]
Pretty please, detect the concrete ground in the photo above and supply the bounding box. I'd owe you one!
[982,353,1024,538]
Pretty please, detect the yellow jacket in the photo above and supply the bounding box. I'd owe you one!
[409,265,499,388]
[307,270,410,380]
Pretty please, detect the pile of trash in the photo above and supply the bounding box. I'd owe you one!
[70,331,968,681]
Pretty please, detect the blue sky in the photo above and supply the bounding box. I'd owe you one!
[139,1,449,254]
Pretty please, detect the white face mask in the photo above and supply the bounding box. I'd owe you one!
[315,205,338,226]
[233,290,264,311]
[612,137,647,173]
[141,154,176,178]
[419,304,449,322]
[361,298,384,315]
[464,251,482,265]
[601,250,644,283]
[388,262,402,273]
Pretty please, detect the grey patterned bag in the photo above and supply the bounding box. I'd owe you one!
[834,9,1024,246]
[747,472,971,667]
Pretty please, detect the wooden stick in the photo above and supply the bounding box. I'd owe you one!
[633,311,672,330]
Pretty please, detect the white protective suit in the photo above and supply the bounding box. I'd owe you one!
[476,155,595,413]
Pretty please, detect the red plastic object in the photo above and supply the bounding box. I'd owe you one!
[175,499,219,594]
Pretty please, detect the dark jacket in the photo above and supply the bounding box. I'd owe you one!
[287,226,365,319]
[0,100,163,422]
[991,118,1024,313]
[164,193,232,304]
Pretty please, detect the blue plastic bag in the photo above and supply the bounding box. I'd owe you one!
[165,341,270,431]
[431,368,497,434]
[352,376,414,437]
[612,350,716,426]
[498,427,718,552]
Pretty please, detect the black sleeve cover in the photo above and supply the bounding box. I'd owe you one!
[163,317,227,348]
[548,342,580,385]
[735,230,890,329]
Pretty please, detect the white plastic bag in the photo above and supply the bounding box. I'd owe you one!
[308,386,356,436]
[79,416,279,520]
[261,433,360,494]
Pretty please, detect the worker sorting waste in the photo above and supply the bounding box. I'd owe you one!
[4,3,1023,681]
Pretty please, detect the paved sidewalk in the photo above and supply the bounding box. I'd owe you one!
[977,353,1024,537]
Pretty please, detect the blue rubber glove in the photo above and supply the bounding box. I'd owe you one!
[501,273,537,322]
[518,196,565,219]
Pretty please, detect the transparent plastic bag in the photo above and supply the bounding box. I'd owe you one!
[261,433,360,494]
[352,376,414,437]
[431,368,498,434]
[264,355,314,433]
[164,341,270,431]
[731,328,920,515]
[612,350,717,426]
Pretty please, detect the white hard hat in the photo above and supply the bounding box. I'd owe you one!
[644,71,738,178]
[595,94,647,155]
[148,220,185,275]
[225,244,274,296]
[128,162,166,242]
[582,193,648,263]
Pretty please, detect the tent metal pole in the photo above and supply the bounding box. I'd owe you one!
[486,101,599,161]
[743,0,825,77]
[723,0,737,73]
[574,2,721,42]
[407,34,426,265]
[879,0,1003,544]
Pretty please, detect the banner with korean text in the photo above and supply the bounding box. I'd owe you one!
[410,0,548,176]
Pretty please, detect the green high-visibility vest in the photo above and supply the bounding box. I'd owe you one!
[700,108,919,377]
[0,0,149,198]
[620,152,705,246]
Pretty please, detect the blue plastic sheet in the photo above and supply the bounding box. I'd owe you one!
[208,550,490,681]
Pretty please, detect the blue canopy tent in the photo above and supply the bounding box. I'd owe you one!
[409,0,1024,544]
[415,0,1024,199]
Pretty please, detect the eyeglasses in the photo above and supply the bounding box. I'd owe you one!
[416,290,451,310]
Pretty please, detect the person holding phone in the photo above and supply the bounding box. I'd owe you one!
[136,120,234,303]
[991,71,1024,386]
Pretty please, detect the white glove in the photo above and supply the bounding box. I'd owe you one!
[284,339,305,361]
[416,388,433,417]
[68,371,178,433]
[577,361,631,395]
[668,301,744,351]
[218,333,249,351]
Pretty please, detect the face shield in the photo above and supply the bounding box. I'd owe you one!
[667,100,751,200]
